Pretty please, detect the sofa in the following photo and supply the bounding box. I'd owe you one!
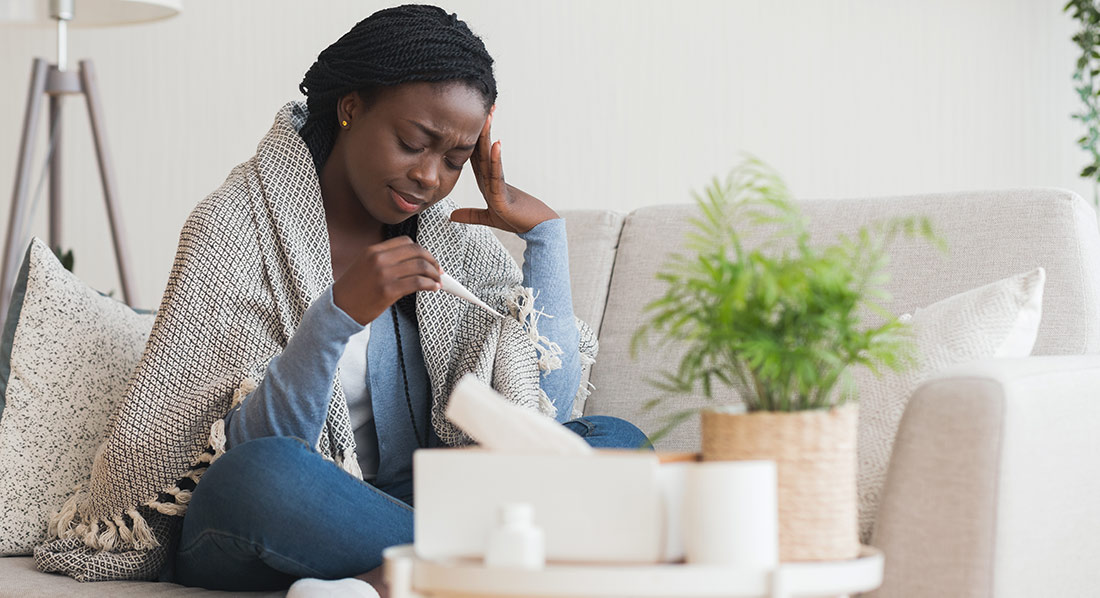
[2,188,1098,597]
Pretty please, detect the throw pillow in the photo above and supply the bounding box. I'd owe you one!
[855,267,1045,543]
[0,238,155,555]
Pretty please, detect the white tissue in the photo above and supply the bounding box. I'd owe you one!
[445,375,593,456]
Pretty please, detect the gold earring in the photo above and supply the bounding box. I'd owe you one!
[341,120,348,128]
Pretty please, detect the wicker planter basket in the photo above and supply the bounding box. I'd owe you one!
[701,404,859,562]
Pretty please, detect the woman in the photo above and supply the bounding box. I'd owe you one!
[34,4,647,595]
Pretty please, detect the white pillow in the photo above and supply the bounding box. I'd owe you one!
[0,238,154,555]
[855,267,1045,543]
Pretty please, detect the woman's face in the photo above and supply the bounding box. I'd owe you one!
[335,81,488,226]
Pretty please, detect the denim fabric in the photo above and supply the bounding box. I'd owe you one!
[171,416,648,591]
[172,436,413,591]
[563,415,653,451]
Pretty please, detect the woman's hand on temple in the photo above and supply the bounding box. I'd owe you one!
[332,236,441,325]
[449,106,559,234]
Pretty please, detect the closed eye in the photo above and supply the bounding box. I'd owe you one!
[444,156,468,171]
[401,134,468,171]
[398,138,423,153]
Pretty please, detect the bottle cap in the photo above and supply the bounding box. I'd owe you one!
[499,502,534,526]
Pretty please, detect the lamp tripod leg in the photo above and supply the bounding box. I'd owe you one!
[79,59,138,307]
[1,59,50,324]
[48,94,62,251]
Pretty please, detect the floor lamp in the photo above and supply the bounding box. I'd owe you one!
[0,0,181,319]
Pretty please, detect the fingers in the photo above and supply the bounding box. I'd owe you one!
[365,236,442,276]
[386,275,441,300]
[334,237,445,324]
[473,109,494,185]
[470,106,508,217]
[489,140,505,198]
[389,257,443,287]
[375,243,443,299]
[449,207,494,227]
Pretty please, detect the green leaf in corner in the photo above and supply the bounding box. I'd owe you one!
[1081,164,1098,177]
[52,246,74,272]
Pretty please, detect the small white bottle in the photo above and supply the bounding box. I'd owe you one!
[483,503,545,569]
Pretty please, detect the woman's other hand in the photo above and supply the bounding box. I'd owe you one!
[331,236,441,325]
[449,106,559,233]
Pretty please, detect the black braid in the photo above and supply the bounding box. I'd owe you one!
[391,304,426,449]
[298,4,497,172]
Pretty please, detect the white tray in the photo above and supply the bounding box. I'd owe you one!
[383,544,883,598]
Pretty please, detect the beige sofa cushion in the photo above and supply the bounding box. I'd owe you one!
[0,556,282,597]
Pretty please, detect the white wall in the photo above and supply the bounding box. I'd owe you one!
[0,0,1088,307]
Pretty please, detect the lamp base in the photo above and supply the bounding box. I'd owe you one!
[1,57,139,321]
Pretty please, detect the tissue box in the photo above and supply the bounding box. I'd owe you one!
[414,448,674,564]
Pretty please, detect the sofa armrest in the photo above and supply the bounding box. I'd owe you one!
[866,356,1100,598]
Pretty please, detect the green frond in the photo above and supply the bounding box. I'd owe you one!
[633,155,938,427]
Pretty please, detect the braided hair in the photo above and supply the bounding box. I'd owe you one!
[298,4,497,174]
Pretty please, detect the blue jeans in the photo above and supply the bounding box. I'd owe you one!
[171,416,649,591]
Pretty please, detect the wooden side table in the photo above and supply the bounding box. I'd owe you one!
[383,544,883,598]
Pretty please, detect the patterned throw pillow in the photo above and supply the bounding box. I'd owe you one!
[0,238,155,555]
[855,268,1045,544]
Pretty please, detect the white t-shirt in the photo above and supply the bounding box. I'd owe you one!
[337,324,377,480]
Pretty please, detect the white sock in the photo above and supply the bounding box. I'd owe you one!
[287,577,380,598]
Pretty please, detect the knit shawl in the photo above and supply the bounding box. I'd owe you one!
[33,102,598,581]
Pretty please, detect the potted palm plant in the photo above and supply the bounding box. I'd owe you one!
[633,157,940,561]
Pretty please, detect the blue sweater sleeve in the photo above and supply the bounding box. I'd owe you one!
[517,218,582,423]
[223,285,364,448]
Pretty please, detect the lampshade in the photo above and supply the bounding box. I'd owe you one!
[0,0,181,26]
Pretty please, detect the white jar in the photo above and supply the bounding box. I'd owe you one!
[683,460,778,568]
[484,503,546,569]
